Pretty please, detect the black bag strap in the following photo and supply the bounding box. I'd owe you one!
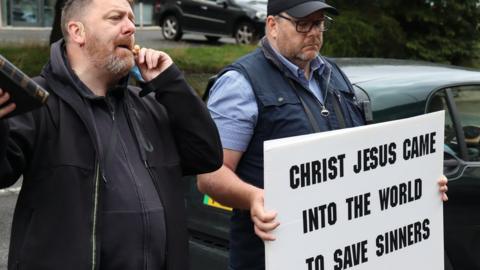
[330,92,346,129]
[328,59,373,125]
[287,79,321,133]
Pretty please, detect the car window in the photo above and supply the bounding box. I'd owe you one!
[427,86,480,161]
[426,92,457,156]
[451,86,480,161]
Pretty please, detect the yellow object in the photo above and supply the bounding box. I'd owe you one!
[203,195,232,211]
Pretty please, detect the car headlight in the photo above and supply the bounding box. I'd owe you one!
[255,11,267,21]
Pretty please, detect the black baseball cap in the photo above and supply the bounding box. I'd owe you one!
[268,0,338,18]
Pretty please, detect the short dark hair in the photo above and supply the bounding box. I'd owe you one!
[61,0,92,41]
[61,0,134,41]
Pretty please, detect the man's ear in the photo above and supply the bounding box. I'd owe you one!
[67,21,86,45]
[266,16,278,39]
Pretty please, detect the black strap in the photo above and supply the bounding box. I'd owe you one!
[314,63,346,129]
[289,77,348,131]
[328,60,370,125]
[330,92,346,129]
[287,79,321,133]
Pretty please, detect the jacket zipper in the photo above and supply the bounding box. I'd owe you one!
[144,160,168,264]
[106,97,152,269]
[120,101,152,270]
[91,161,101,270]
[101,98,117,184]
[143,160,155,270]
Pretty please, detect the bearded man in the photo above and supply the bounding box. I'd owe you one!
[0,0,222,269]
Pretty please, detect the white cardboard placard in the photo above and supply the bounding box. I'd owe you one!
[264,112,444,270]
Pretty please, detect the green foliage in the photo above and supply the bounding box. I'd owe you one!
[0,45,256,94]
[323,11,406,58]
[0,45,256,76]
[183,72,214,96]
[0,46,50,77]
[164,44,256,94]
[164,44,257,73]
[329,0,480,66]
[474,42,480,68]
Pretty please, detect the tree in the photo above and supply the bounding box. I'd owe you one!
[327,0,480,66]
[323,10,406,59]
[384,0,480,66]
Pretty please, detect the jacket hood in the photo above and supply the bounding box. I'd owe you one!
[41,39,130,100]
[39,40,108,156]
[42,39,94,98]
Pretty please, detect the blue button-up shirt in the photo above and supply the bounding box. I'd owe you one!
[208,48,326,152]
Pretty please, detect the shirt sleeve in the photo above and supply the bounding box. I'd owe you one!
[207,70,258,152]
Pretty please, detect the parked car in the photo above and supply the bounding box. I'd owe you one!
[154,0,266,44]
[183,58,480,270]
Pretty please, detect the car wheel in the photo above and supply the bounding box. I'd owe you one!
[205,35,221,43]
[161,15,183,41]
[234,22,257,45]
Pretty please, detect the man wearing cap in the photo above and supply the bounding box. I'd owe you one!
[197,1,364,269]
[197,0,448,269]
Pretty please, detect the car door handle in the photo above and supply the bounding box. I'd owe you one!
[176,1,182,5]
[201,5,208,10]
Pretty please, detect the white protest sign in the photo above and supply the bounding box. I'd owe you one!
[264,112,444,270]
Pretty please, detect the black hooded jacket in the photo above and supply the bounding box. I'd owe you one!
[0,41,222,270]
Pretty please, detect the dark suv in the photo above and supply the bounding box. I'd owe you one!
[154,0,266,44]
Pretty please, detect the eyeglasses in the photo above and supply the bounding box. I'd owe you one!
[277,14,333,33]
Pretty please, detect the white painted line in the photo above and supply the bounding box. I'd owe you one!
[0,26,161,30]
[0,187,20,195]
[0,26,52,30]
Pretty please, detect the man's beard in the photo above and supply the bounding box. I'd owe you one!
[296,38,322,61]
[85,35,134,77]
[277,35,322,64]
[103,54,133,76]
[297,50,319,61]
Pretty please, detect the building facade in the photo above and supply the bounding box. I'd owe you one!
[1,0,155,28]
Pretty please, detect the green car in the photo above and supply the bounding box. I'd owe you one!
[185,58,480,270]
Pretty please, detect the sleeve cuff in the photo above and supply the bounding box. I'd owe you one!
[139,64,182,97]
